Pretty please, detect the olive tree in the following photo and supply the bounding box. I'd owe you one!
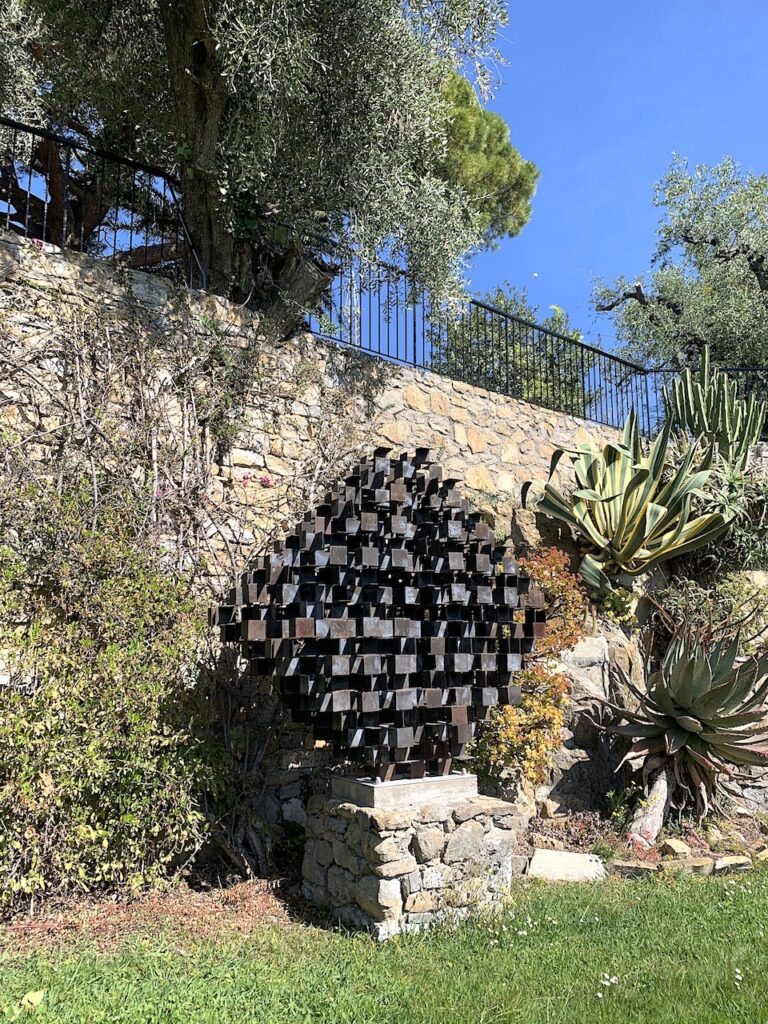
[0,0,536,333]
[595,156,768,368]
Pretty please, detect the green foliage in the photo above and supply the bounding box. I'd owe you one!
[0,0,526,300]
[663,347,766,472]
[655,575,768,657]
[471,664,570,783]
[529,410,730,590]
[0,485,208,911]
[439,74,539,247]
[681,470,768,575]
[431,283,592,409]
[595,155,768,367]
[605,630,768,818]
[592,586,637,628]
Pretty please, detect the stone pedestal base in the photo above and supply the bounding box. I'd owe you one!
[302,792,532,940]
[330,772,478,809]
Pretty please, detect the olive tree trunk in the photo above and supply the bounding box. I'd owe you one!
[627,763,676,850]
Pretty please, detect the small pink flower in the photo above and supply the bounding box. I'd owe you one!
[31,238,44,251]
[260,475,272,488]
[242,472,251,485]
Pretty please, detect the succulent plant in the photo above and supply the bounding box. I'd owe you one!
[526,410,730,591]
[604,632,768,818]
[663,347,766,472]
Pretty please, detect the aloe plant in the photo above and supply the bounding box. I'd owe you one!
[603,633,768,838]
[663,347,766,472]
[527,410,730,591]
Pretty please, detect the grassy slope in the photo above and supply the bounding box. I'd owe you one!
[2,874,768,1024]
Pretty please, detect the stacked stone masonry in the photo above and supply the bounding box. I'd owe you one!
[0,228,623,565]
[303,793,533,939]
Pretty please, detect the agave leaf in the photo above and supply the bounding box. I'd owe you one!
[647,678,680,719]
[675,714,703,733]
[665,728,689,755]
[710,743,768,768]
[577,554,612,593]
[606,723,665,738]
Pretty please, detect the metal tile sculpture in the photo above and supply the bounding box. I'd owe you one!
[213,449,546,780]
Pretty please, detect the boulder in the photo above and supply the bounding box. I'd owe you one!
[539,621,643,814]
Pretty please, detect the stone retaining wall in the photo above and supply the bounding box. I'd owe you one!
[0,228,623,569]
[302,792,534,939]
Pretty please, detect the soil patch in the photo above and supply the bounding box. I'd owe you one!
[0,876,322,955]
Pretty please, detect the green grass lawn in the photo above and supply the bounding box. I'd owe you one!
[2,872,768,1023]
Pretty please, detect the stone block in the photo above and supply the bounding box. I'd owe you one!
[327,865,355,904]
[302,851,328,888]
[660,838,691,858]
[660,857,714,876]
[610,860,659,878]
[373,854,419,878]
[401,870,422,897]
[311,839,334,869]
[355,875,403,921]
[422,864,454,889]
[528,849,607,882]
[412,827,446,863]
[714,855,753,874]
[404,891,438,914]
[355,807,415,832]
[333,838,363,875]
[363,834,411,864]
[444,820,486,865]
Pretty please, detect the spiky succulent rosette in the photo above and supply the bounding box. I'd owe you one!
[604,633,768,818]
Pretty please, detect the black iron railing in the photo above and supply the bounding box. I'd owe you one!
[2,114,767,437]
[0,114,205,288]
[306,256,651,431]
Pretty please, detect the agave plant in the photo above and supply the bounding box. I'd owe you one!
[526,410,730,591]
[605,632,768,825]
[663,347,766,472]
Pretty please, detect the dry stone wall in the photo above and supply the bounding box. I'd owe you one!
[303,792,533,939]
[0,228,622,575]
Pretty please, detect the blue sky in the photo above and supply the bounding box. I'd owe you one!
[468,0,768,350]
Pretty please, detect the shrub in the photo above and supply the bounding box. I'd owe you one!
[655,575,768,656]
[690,472,768,574]
[471,665,569,783]
[518,547,587,656]
[0,485,208,912]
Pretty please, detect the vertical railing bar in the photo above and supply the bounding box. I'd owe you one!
[5,128,17,230]
[61,146,71,249]
[23,146,33,238]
